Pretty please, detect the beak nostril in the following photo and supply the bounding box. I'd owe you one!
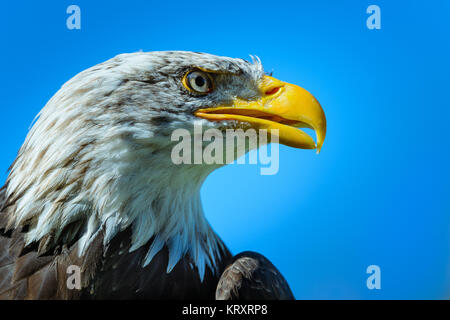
[265,87,280,96]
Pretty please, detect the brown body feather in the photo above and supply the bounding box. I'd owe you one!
[0,186,293,300]
[0,185,230,299]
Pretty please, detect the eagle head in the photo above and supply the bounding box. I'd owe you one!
[3,51,326,279]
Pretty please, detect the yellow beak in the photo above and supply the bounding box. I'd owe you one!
[194,75,326,152]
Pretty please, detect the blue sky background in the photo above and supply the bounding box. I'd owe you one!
[1,1,449,299]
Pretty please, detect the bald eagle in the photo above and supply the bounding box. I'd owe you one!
[0,51,326,300]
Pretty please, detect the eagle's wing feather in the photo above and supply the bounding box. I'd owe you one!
[215,251,294,300]
[0,185,104,299]
[0,219,59,299]
[0,227,105,299]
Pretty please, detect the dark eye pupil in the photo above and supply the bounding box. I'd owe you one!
[195,76,205,87]
[186,71,212,94]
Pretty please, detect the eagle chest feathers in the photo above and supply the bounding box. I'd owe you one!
[0,51,326,300]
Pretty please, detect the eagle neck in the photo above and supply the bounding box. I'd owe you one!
[84,151,226,281]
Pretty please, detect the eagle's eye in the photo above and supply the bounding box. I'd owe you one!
[183,70,213,94]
